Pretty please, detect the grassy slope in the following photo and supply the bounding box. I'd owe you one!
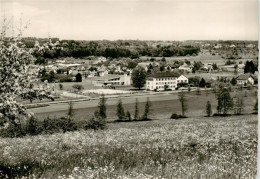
[33,88,257,121]
[0,114,257,179]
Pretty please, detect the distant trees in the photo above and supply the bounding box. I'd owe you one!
[192,61,203,73]
[85,95,107,130]
[253,99,258,114]
[206,101,212,117]
[67,102,74,118]
[41,70,56,82]
[233,96,244,115]
[126,111,132,121]
[142,98,152,120]
[178,91,187,116]
[230,77,237,86]
[188,77,200,87]
[97,95,107,119]
[116,99,125,120]
[75,73,82,82]
[134,98,139,120]
[59,83,63,90]
[244,61,255,74]
[127,61,137,69]
[199,78,206,87]
[131,67,147,90]
[216,88,233,115]
[212,63,218,70]
[29,39,200,59]
[72,84,84,92]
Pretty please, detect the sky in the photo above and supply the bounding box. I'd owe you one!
[0,0,258,41]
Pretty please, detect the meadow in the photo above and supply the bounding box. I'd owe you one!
[32,88,257,121]
[0,114,257,178]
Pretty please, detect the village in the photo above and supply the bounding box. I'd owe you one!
[24,39,258,103]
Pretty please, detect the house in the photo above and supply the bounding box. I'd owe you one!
[92,74,131,86]
[97,66,109,77]
[201,63,213,72]
[137,62,159,71]
[177,75,189,84]
[236,74,254,85]
[145,73,188,91]
[178,63,193,72]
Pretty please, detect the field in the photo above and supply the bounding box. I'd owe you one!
[141,52,256,66]
[31,88,257,121]
[0,114,257,178]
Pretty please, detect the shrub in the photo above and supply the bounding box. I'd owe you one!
[171,113,186,119]
[0,122,25,138]
[59,83,63,90]
[116,99,125,121]
[142,98,152,120]
[206,101,212,117]
[126,111,132,121]
[59,117,77,133]
[42,117,63,134]
[26,117,42,136]
[85,112,106,131]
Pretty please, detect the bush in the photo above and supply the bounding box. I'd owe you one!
[26,117,42,136]
[59,117,77,133]
[42,117,62,134]
[0,116,79,138]
[85,114,106,131]
[212,113,232,117]
[0,122,25,138]
[170,113,186,119]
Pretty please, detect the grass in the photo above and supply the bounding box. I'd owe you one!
[0,114,257,178]
[33,87,257,122]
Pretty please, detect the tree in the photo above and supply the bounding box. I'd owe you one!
[67,101,74,118]
[254,100,258,113]
[134,98,139,120]
[75,73,82,82]
[212,63,218,70]
[116,99,125,120]
[178,91,187,116]
[59,83,63,90]
[230,77,237,86]
[126,111,132,121]
[127,61,137,69]
[206,101,212,117]
[142,98,152,120]
[131,67,147,90]
[72,84,84,92]
[244,61,255,74]
[0,27,53,130]
[233,96,244,115]
[199,78,206,87]
[216,88,233,115]
[97,94,106,119]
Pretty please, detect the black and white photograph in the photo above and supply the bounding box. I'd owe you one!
[0,0,258,178]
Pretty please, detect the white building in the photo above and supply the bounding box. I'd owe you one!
[178,63,193,72]
[236,74,254,85]
[146,74,188,91]
[92,74,131,86]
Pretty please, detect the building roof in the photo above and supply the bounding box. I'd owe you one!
[236,73,253,80]
[148,72,181,78]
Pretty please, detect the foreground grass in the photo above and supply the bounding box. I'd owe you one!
[0,115,257,179]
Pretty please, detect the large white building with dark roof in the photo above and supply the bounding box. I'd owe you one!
[145,73,188,91]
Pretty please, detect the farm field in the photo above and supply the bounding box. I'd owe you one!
[141,53,256,66]
[30,88,257,121]
[0,114,257,178]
